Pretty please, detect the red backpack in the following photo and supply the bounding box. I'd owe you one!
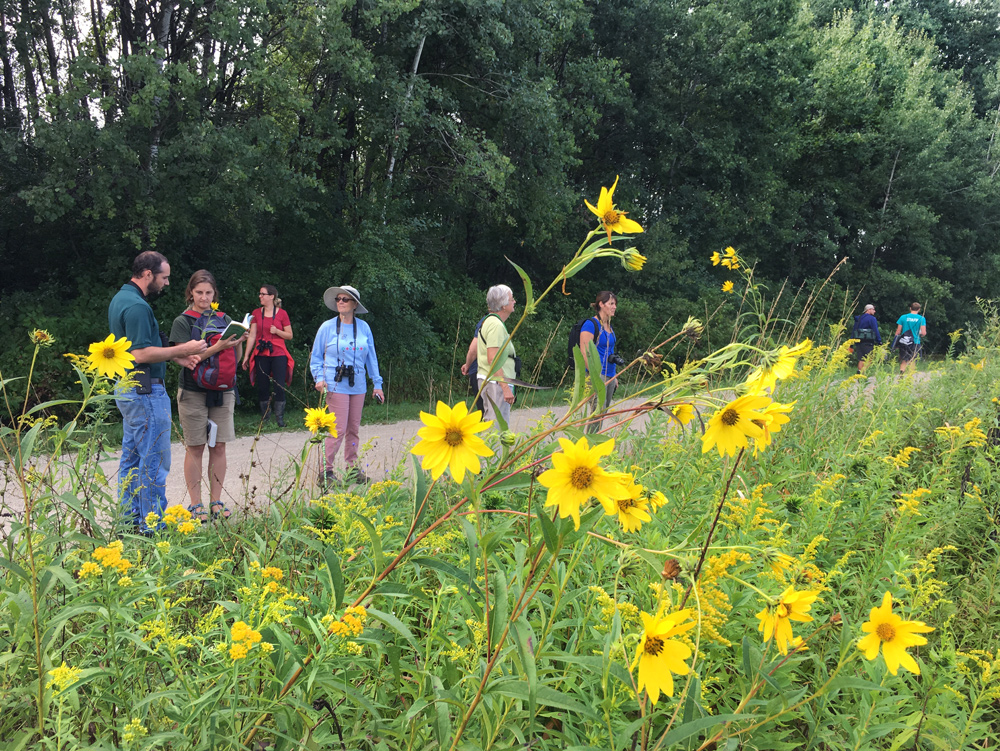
[184,310,238,391]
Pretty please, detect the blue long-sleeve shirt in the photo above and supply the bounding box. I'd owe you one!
[310,316,383,395]
[852,313,882,344]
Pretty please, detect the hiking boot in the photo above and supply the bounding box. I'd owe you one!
[273,399,286,428]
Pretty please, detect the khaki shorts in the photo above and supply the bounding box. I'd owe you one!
[176,389,236,447]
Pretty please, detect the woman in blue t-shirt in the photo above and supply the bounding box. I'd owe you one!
[579,291,619,432]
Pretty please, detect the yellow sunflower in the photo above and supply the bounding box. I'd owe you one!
[621,248,647,272]
[701,393,771,457]
[671,403,696,425]
[411,401,494,483]
[756,586,820,655]
[87,334,135,379]
[600,474,652,533]
[752,400,795,455]
[858,591,934,675]
[30,329,56,347]
[721,280,734,294]
[745,340,813,391]
[538,436,622,530]
[632,607,695,704]
[304,407,338,436]
[710,251,722,266]
[585,175,645,242]
[721,246,740,270]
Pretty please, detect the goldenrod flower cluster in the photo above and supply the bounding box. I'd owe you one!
[884,446,921,469]
[895,487,930,516]
[229,620,265,660]
[323,605,367,638]
[48,662,82,693]
[79,540,133,579]
[589,586,640,632]
[956,650,1000,703]
[122,718,148,744]
[146,505,201,535]
[693,550,752,646]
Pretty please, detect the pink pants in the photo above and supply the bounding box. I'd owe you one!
[324,392,366,467]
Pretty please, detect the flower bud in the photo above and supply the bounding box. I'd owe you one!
[500,430,517,447]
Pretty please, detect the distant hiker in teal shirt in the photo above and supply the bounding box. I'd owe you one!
[895,302,927,374]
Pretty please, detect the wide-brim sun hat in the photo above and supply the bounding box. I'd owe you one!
[324,285,368,315]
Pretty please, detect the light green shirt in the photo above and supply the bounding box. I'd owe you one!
[477,314,516,382]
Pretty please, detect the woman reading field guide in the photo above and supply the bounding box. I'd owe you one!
[169,269,244,521]
[310,284,384,486]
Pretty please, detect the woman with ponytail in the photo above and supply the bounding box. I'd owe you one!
[241,284,294,426]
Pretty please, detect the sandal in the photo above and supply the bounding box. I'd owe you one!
[210,501,232,521]
[188,503,209,523]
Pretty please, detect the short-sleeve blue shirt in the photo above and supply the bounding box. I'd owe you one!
[581,317,618,379]
[108,282,166,380]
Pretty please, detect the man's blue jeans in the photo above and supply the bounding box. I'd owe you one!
[115,383,171,527]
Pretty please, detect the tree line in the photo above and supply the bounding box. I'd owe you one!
[2,0,999,404]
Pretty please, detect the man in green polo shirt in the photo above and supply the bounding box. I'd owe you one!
[109,251,206,531]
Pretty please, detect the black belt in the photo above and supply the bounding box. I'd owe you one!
[151,378,164,384]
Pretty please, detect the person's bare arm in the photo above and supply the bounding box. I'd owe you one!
[241,321,258,368]
[460,338,478,375]
[133,339,206,363]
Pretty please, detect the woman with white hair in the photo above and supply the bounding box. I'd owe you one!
[475,284,518,424]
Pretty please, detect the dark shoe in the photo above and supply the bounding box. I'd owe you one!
[346,466,369,484]
[259,400,272,422]
[273,399,286,428]
[318,469,337,489]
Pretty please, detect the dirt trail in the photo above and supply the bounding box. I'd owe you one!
[2,400,654,521]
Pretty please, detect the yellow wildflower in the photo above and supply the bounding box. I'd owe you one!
[632,607,695,704]
[48,662,82,692]
[858,592,934,675]
[411,401,494,483]
[585,175,645,242]
[87,334,135,378]
[756,586,820,655]
[538,436,624,530]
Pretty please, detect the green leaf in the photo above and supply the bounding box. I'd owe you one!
[585,339,606,416]
[351,512,384,577]
[571,346,588,407]
[511,617,537,735]
[660,714,751,747]
[430,675,452,746]
[410,556,481,596]
[323,548,345,611]
[507,258,535,315]
[492,682,600,721]
[17,421,44,471]
[536,501,560,554]
[488,567,509,647]
[409,455,430,544]
[365,606,420,653]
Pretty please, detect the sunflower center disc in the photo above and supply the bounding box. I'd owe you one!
[570,466,594,489]
[103,348,117,359]
[876,622,896,642]
[617,497,635,512]
[721,408,740,426]
[603,210,621,225]
[644,636,664,657]
[445,430,463,447]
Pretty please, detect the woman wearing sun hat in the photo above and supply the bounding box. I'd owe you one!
[310,285,384,485]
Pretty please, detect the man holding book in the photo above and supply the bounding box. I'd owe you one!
[108,252,207,532]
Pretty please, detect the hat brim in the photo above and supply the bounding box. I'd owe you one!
[324,286,368,315]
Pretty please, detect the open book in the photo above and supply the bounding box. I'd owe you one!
[218,313,252,341]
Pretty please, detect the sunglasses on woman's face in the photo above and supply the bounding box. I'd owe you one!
[335,296,354,303]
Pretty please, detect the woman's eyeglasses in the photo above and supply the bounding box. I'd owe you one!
[335,296,354,303]
[258,292,272,296]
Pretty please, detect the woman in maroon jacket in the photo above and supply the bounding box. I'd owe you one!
[241,284,294,426]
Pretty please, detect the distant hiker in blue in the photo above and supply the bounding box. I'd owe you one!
[851,303,881,373]
[895,302,927,373]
